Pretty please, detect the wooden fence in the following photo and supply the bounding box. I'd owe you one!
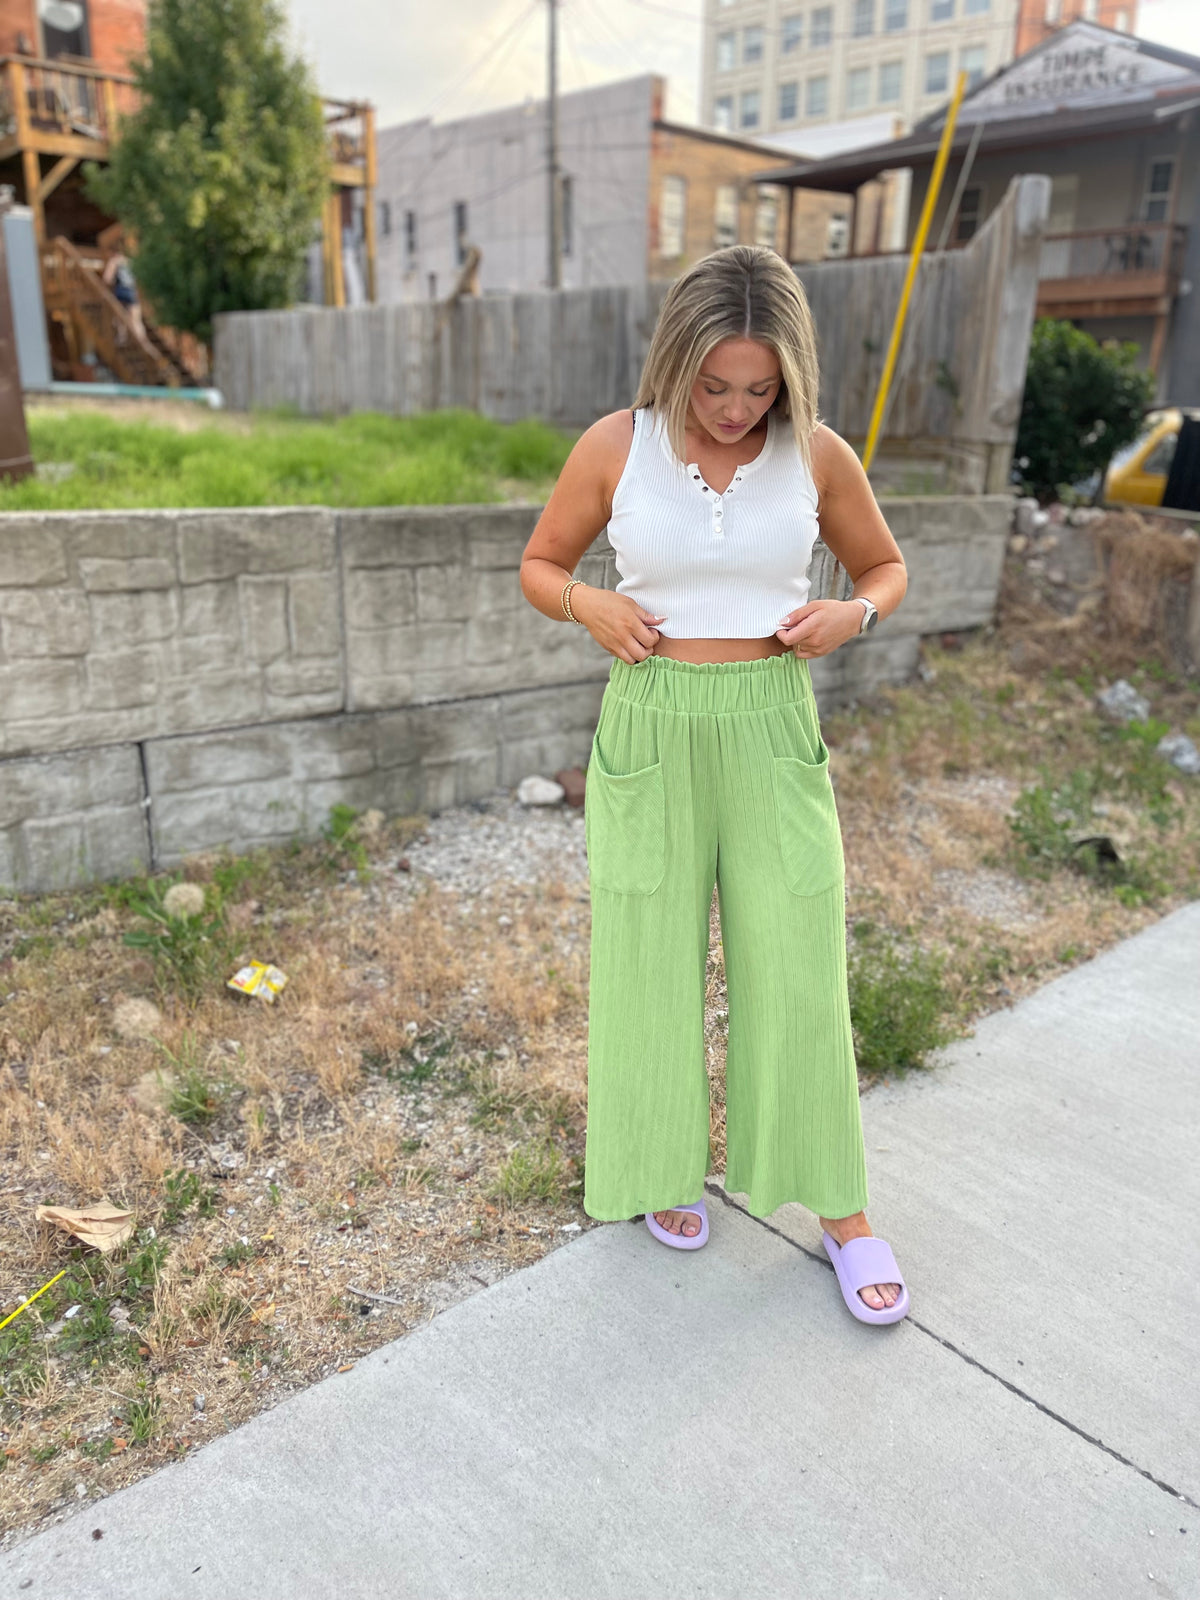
[213,175,1049,492]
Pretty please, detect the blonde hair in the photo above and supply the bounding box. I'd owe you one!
[631,245,821,472]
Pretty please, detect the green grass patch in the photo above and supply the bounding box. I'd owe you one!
[848,921,956,1076]
[490,1137,570,1205]
[3,406,575,511]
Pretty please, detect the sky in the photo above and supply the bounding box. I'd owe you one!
[285,0,1200,132]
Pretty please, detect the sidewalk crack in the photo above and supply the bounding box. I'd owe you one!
[704,1181,1198,1513]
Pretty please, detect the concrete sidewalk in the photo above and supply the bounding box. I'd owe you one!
[3,905,1198,1600]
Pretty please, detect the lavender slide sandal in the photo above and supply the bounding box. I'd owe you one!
[822,1231,910,1325]
[644,1200,709,1250]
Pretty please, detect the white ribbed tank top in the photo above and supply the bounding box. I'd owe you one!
[604,404,821,638]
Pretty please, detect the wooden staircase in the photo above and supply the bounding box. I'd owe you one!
[41,236,202,388]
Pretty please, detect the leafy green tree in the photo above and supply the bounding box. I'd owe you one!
[87,0,329,342]
[1014,318,1156,503]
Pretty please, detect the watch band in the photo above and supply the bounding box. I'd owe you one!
[853,596,878,634]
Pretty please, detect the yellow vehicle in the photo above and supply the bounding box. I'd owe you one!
[1104,408,1200,510]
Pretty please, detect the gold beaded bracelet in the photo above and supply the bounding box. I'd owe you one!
[560,578,586,624]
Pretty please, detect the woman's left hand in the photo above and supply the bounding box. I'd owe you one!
[776,600,863,659]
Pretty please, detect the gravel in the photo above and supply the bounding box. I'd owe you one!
[394,791,589,899]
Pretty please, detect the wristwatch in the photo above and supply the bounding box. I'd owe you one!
[853,596,879,634]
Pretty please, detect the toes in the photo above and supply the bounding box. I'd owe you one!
[858,1285,885,1310]
[681,1216,700,1236]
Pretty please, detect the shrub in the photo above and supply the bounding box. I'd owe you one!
[847,922,955,1075]
[1014,319,1155,503]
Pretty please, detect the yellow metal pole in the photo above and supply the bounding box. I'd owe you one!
[861,70,969,474]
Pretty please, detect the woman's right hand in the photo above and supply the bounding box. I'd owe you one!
[571,586,666,664]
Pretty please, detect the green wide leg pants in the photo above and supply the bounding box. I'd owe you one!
[583,652,869,1222]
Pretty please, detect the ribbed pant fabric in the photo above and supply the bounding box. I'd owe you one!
[583,652,869,1222]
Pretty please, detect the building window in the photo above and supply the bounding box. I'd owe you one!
[826,212,850,257]
[428,273,437,300]
[453,200,468,265]
[930,0,954,19]
[379,199,392,237]
[660,175,686,258]
[740,88,761,129]
[715,184,739,247]
[925,51,949,93]
[879,60,903,103]
[954,185,983,242]
[884,0,908,29]
[1045,0,1061,19]
[853,0,874,36]
[1143,159,1174,222]
[1115,8,1130,29]
[561,174,573,256]
[743,24,764,63]
[755,188,779,248]
[404,209,417,266]
[847,66,870,111]
[806,75,829,116]
[716,31,735,72]
[961,44,986,89]
[811,7,833,48]
[1082,0,1098,16]
[778,79,799,121]
[714,94,734,131]
[781,12,803,52]
[964,0,989,13]
[38,0,90,59]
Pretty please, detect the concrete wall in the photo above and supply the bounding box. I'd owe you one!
[0,496,1013,892]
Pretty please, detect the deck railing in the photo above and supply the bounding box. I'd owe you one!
[1038,223,1187,284]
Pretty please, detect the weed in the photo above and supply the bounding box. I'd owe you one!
[490,1137,569,1205]
[847,922,955,1075]
[1009,772,1097,874]
[160,1034,233,1124]
[160,1167,218,1229]
[122,877,230,1002]
[119,1390,161,1444]
[321,804,370,879]
[191,1280,249,1337]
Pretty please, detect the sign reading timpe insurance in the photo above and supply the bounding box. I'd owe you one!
[957,22,1200,123]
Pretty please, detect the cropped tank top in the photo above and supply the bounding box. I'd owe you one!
[604,404,821,638]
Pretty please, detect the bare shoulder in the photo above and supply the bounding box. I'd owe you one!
[810,424,866,497]
[560,409,636,514]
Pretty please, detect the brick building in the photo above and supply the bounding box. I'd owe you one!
[0,0,144,75]
[1015,0,1137,56]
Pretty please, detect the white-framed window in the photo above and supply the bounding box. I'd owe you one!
[961,44,986,89]
[714,94,734,131]
[781,12,803,52]
[743,24,764,63]
[847,65,871,111]
[1115,7,1130,28]
[1143,158,1175,222]
[954,184,983,243]
[716,31,735,72]
[964,0,989,13]
[659,175,686,258]
[39,0,90,58]
[453,200,468,265]
[925,50,949,93]
[1082,0,1098,17]
[740,88,761,129]
[715,184,739,247]
[1045,0,1062,19]
[930,0,954,19]
[806,74,829,116]
[879,60,903,103]
[826,212,850,257]
[811,7,833,48]
[755,187,779,248]
[853,0,875,36]
[884,0,908,30]
[778,79,799,120]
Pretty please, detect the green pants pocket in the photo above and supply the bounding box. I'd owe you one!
[585,755,666,895]
[773,747,844,896]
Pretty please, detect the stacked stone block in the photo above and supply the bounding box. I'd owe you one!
[0,497,1013,891]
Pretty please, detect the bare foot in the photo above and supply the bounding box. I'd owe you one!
[652,1209,703,1238]
[819,1211,901,1311]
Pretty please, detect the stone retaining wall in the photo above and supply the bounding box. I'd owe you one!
[0,496,1012,891]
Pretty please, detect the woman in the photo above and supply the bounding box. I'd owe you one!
[519,246,909,1325]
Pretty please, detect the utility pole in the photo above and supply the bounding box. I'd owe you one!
[546,0,562,289]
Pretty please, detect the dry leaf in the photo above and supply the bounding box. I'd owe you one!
[249,1301,276,1324]
[35,1200,135,1253]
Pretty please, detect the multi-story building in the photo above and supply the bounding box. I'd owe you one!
[700,0,1138,142]
[375,75,847,301]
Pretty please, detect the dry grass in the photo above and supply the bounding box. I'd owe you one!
[2,564,1198,1544]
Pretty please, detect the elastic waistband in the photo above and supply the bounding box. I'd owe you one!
[606,651,813,714]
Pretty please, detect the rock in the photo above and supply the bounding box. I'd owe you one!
[112,998,164,1041]
[1046,567,1067,586]
[396,856,411,872]
[1157,732,1200,776]
[554,766,587,807]
[516,775,565,806]
[1096,679,1150,723]
[1013,497,1040,539]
